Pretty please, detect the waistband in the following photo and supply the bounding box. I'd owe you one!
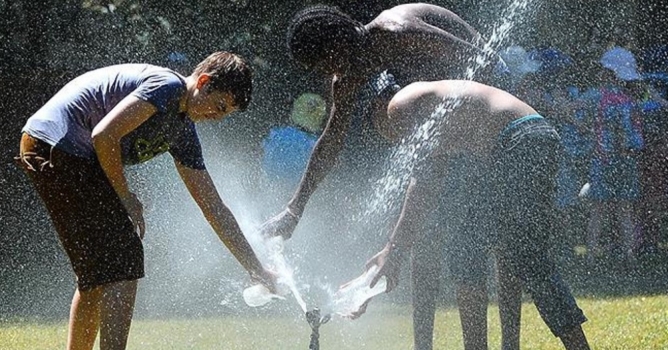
[500,114,544,137]
[497,114,556,150]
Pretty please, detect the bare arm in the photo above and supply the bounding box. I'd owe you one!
[285,77,358,217]
[389,3,498,80]
[386,177,424,256]
[91,95,158,237]
[175,162,268,279]
[398,3,482,43]
[258,78,360,239]
[361,176,424,296]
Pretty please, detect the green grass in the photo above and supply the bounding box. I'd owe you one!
[2,295,668,349]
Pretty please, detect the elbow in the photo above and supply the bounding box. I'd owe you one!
[91,131,107,151]
[91,127,117,152]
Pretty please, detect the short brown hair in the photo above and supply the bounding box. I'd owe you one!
[192,51,253,111]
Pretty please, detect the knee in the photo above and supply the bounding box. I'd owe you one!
[76,285,104,304]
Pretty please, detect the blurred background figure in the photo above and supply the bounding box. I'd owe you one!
[527,46,574,116]
[586,46,644,263]
[165,51,191,74]
[630,47,668,257]
[498,45,542,105]
[261,93,327,193]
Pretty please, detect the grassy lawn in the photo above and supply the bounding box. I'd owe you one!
[2,295,668,349]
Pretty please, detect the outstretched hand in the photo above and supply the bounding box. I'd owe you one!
[345,244,404,320]
[258,208,300,240]
[366,243,402,293]
[251,267,279,294]
[121,192,145,239]
[347,299,372,320]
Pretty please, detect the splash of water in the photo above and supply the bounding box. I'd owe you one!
[325,265,387,318]
[365,0,540,219]
[243,236,308,312]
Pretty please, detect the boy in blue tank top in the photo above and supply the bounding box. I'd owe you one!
[16,51,276,350]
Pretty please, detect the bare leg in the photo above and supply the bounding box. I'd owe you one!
[67,286,103,350]
[586,202,604,261]
[559,326,590,350]
[411,237,443,350]
[99,279,138,350]
[618,200,635,258]
[456,282,488,350]
[497,256,522,350]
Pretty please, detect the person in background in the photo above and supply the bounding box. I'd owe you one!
[586,46,644,263]
[15,51,276,350]
[627,78,668,256]
[540,59,594,263]
[497,45,541,95]
[261,93,327,190]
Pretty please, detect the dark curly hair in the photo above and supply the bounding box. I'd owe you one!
[286,5,367,72]
[192,51,253,111]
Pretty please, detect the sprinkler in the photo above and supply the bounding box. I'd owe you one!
[305,308,330,350]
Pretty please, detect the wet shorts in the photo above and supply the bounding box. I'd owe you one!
[440,155,493,286]
[492,115,587,337]
[16,133,144,291]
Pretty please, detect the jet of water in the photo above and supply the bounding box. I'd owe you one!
[243,236,308,312]
[366,0,541,220]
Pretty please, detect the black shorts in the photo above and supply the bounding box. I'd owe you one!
[440,155,493,286]
[492,116,587,337]
[17,133,144,291]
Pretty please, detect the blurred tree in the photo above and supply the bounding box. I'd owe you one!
[636,0,668,50]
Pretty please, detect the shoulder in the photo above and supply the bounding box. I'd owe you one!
[139,66,186,91]
[369,12,402,29]
[132,66,186,113]
[367,4,420,32]
[389,81,440,114]
[394,80,455,101]
[379,3,457,21]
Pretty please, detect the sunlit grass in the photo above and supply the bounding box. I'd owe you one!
[2,294,668,349]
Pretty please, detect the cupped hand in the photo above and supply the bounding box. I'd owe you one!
[366,244,401,293]
[347,299,371,320]
[258,208,300,240]
[251,267,279,294]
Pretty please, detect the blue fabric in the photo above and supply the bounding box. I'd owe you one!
[528,47,573,77]
[498,114,559,152]
[639,45,668,73]
[499,114,544,137]
[23,64,205,169]
[132,71,185,114]
[589,155,640,201]
[588,86,643,201]
[262,126,318,186]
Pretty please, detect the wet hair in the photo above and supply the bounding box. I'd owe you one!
[192,51,253,111]
[286,5,367,71]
